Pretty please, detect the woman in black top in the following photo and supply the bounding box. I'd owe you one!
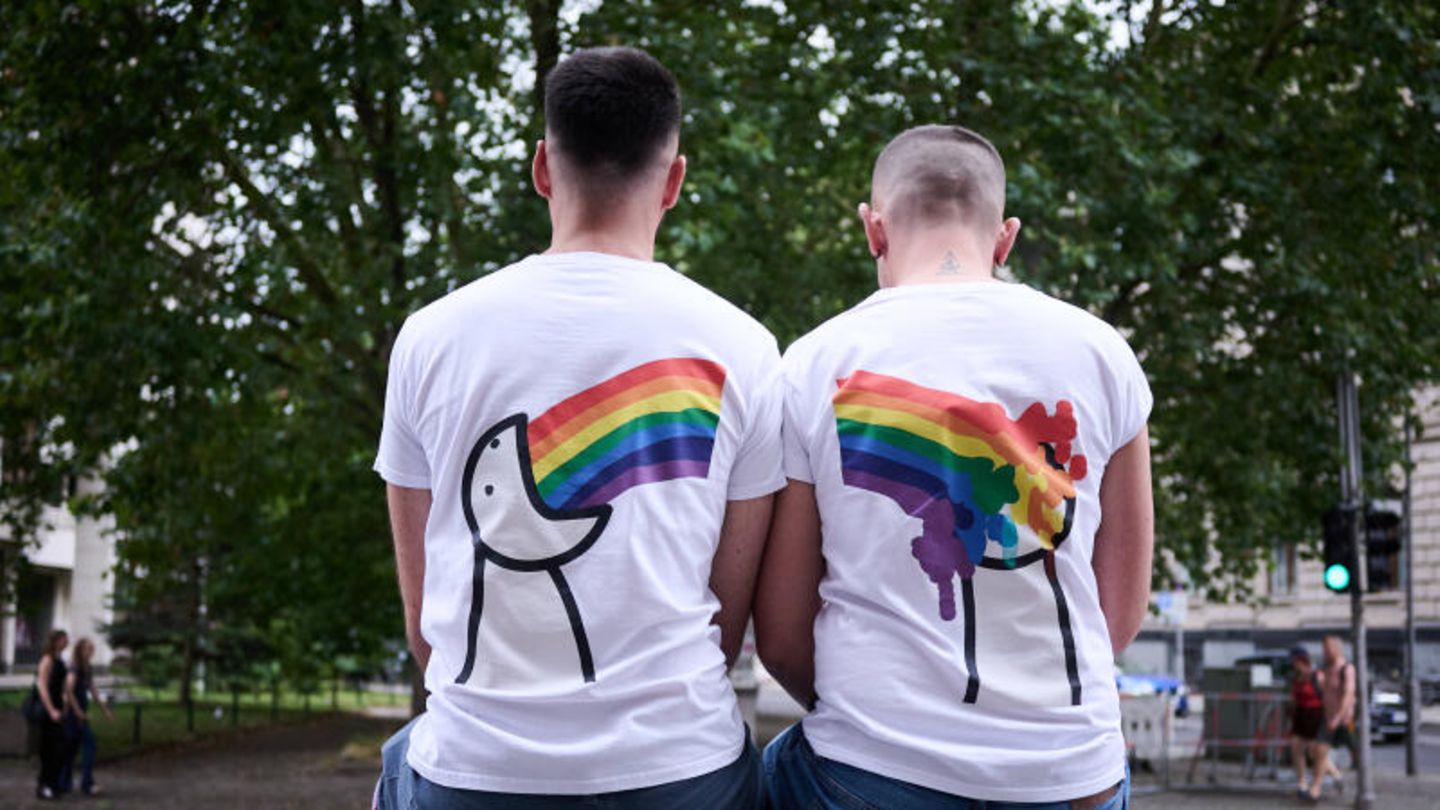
[63,637,111,795]
[34,629,69,801]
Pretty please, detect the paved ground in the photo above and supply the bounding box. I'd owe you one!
[0,712,402,809]
[1130,769,1440,809]
[1,696,1436,809]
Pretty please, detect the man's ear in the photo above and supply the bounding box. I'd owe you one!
[660,155,687,211]
[993,216,1022,267]
[532,140,552,199]
[858,202,887,259]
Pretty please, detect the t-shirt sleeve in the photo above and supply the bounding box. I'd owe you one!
[1107,332,1153,456]
[726,337,786,501]
[780,349,816,484]
[373,321,432,489]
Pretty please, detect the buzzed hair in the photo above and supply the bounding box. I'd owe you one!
[544,47,681,192]
[871,125,1006,231]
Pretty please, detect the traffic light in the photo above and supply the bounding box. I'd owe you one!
[1322,505,1357,593]
[1364,504,1402,592]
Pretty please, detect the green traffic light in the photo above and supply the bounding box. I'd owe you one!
[1324,563,1351,591]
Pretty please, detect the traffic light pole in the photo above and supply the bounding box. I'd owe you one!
[1336,371,1375,809]
[1403,414,1417,777]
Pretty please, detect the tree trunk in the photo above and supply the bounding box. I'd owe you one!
[525,0,563,132]
[178,557,203,704]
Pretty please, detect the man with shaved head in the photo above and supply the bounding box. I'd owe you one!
[755,124,1154,808]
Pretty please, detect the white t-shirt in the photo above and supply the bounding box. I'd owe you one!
[374,251,784,794]
[782,281,1152,803]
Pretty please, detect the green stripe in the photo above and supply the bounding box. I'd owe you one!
[836,418,1018,515]
[535,408,720,496]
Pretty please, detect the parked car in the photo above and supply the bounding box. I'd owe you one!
[1369,685,1409,743]
[1116,671,1189,717]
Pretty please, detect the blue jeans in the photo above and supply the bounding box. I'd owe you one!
[762,724,1128,810]
[374,716,763,809]
[58,717,97,793]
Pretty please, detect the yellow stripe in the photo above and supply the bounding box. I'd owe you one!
[531,389,722,480]
[834,401,1073,508]
[834,401,1009,468]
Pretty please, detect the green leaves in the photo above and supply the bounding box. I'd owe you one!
[1,0,1436,680]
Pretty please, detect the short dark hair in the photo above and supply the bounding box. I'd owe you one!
[543,47,681,188]
[872,124,1006,230]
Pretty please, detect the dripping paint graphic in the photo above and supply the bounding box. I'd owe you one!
[833,370,1087,705]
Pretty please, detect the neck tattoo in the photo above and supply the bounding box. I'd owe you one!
[938,251,961,276]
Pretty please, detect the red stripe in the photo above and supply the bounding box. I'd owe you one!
[528,358,726,447]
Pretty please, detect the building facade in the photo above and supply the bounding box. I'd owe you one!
[0,476,116,673]
[1126,387,1440,686]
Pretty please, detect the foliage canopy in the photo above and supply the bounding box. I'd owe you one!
[2,0,1436,681]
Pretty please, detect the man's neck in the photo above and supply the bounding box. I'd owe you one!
[885,248,996,287]
[546,214,659,263]
[882,231,998,287]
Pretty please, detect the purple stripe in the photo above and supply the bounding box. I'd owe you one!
[575,459,711,507]
[843,468,974,620]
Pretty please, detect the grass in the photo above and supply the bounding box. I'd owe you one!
[90,701,313,760]
[1,681,409,762]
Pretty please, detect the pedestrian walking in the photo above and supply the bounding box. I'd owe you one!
[60,637,112,796]
[32,629,71,801]
[1307,634,1356,801]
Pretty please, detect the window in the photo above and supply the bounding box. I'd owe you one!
[1269,542,1296,596]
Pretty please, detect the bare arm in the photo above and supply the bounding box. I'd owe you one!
[1333,664,1357,729]
[1092,426,1155,654]
[709,494,775,669]
[387,483,433,673]
[753,480,824,710]
[90,678,112,720]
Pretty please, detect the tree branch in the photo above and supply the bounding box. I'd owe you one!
[215,147,341,307]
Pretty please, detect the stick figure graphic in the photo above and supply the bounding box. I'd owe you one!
[453,358,727,686]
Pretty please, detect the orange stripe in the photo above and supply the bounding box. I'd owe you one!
[529,358,725,446]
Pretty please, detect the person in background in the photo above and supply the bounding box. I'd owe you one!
[34,629,71,801]
[1288,646,1323,797]
[1308,634,1355,801]
[61,637,112,796]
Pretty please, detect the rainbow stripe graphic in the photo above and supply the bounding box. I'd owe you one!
[527,358,726,510]
[834,370,1087,619]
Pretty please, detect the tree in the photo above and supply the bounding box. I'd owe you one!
[1,0,1436,688]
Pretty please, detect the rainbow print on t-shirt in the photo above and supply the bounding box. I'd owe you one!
[526,358,726,510]
[833,370,1087,617]
[833,369,1090,705]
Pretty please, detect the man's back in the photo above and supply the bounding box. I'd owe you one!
[779,280,1151,801]
[376,251,782,793]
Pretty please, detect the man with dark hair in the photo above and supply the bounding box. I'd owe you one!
[372,47,781,810]
[755,124,1153,808]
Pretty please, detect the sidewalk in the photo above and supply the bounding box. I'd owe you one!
[748,676,1440,808]
[1131,769,1440,808]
